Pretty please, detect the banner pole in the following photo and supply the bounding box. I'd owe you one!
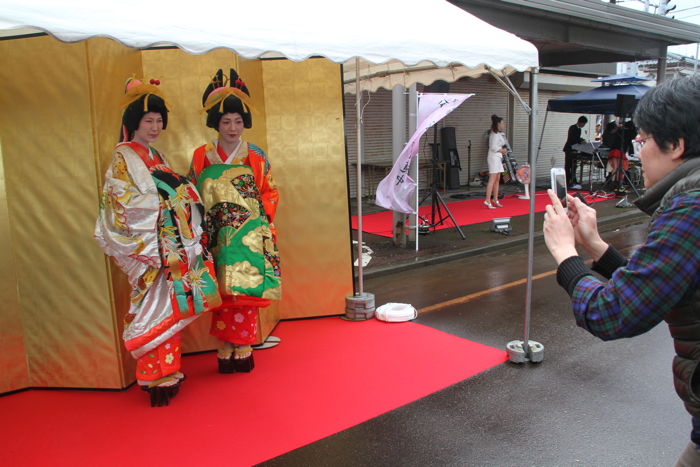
[411,86,419,251]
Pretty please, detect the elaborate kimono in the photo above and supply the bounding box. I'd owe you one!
[95,141,221,380]
[190,140,281,345]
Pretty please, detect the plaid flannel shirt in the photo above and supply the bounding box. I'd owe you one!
[558,191,700,445]
[570,191,700,339]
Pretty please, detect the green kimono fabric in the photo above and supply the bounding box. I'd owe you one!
[196,164,281,301]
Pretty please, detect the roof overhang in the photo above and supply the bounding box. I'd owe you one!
[449,0,700,67]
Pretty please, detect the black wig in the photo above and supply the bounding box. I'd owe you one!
[122,93,169,141]
[203,68,252,130]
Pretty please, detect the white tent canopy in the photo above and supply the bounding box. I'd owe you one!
[0,0,537,74]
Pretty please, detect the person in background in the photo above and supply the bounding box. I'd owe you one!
[542,75,700,466]
[602,121,627,184]
[484,114,507,209]
[95,78,221,406]
[563,116,588,190]
[189,68,281,374]
[621,120,638,157]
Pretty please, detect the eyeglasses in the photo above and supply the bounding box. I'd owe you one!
[637,136,653,148]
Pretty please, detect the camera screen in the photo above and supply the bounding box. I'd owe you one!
[554,171,567,207]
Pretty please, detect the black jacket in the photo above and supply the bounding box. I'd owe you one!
[602,129,622,151]
[563,124,582,152]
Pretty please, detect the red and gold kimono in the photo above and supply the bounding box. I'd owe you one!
[189,140,281,345]
[95,141,221,380]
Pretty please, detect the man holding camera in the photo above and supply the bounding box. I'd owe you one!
[543,75,700,465]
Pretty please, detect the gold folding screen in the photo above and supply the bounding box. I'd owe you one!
[0,36,135,390]
[0,140,28,393]
[262,59,354,319]
[0,36,352,392]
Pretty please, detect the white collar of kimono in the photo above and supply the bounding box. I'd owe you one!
[118,141,157,160]
[213,138,244,165]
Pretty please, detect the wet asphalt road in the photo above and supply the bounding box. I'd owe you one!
[261,222,687,466]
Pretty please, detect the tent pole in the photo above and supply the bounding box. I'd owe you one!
[523,68,538,356]
[487,67,531,114]
[506,67,544,363]
[355,57,364,295]
[344,58,376,320]
[537,109,549,165]
[524,67,542,361]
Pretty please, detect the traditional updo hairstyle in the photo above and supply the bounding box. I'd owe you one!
[120,78,169,142]
[202,68,253,130]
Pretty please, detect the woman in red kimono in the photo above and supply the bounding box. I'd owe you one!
[189,69,281,374]
[95,78,221,406]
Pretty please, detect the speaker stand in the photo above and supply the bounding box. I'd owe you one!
[419,128,465,239]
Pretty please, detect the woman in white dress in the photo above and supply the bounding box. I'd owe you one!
[485,114,508,209]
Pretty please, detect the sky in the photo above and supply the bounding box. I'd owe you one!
[609,0,700,57]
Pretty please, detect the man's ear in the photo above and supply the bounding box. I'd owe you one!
[669,138,686,161]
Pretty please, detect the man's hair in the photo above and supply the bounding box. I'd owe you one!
[634,75,700,159]
[577,116,588,124]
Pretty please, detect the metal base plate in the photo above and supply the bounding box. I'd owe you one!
[252,335,281,350]
[506,340,544,363]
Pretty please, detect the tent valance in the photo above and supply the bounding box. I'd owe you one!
[547,84,652,115]
[342,61,524,93]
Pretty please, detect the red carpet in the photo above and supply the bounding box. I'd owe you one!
[0,318,506,467]
[353,190,609,237]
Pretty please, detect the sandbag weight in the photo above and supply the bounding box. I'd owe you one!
[344,292,376,321]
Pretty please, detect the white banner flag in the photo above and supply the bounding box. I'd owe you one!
[374,93,473,214]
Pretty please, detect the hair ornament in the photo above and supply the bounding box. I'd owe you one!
[121,77,168,112]
[201,87,255,114]
[200,68,253,129]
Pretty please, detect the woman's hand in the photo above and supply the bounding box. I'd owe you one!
[566,195,608,260]
[543,189,578,265]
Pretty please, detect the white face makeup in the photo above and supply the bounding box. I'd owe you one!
[218,113,245,146]
[132,112,163,146]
